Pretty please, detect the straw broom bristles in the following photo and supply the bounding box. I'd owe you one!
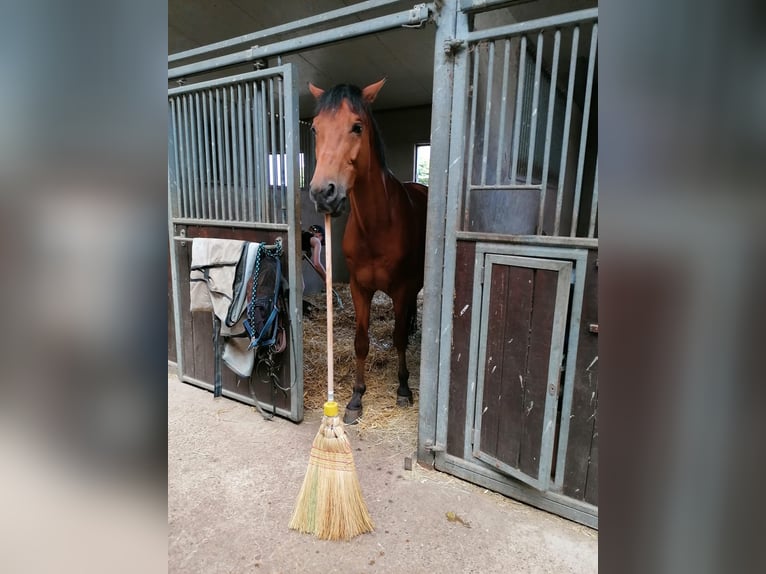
[288,409,374,540]
[289,213,373,541]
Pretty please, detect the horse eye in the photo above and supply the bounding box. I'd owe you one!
[311,125,317,135]
[351,123,363,134]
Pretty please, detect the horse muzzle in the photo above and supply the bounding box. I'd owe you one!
[309,183,348,217]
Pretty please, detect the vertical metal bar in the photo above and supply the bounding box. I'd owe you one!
[480,41,495,186]
[230,86,241,221]
[181,95,193,218]
[281,63,304,421]
[554,25,580,236]
[552,249,588,487]
[245,82,255,223]
[251,81,263,221]
[418,4,469,463]
[169,100,181,218]
[237,83,247,221]
[526,31,543,184]
[172,99,186,217]
[570,23,597,237]
[278,75,286,223]
[510,35,527,183]
[260,79,270,221]
[495,39,512,184]
[537,29,561,234]
[194,92,206,218]
[588,157,598,238]
[202,91,212,219]
[215,88,224,220]
[223,87,232,220]
[268,77,278,223]
[463,45,480,230]
[210,89,220,220]
[190,93,201,218]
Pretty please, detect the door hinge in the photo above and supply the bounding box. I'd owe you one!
[443,38,466,56]
[424,441,446,453]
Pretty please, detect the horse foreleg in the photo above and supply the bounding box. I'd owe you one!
[392,293,414,407]
[344,280,372,424]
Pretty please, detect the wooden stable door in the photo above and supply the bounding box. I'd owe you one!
[469,254,571,491]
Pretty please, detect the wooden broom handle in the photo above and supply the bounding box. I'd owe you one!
[324,213,334,401]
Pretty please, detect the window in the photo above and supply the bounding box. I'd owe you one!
[414,144,430,186]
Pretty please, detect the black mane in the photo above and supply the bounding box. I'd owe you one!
[315,84,388,170]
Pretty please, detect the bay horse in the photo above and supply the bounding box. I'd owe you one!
[308,79,428,424]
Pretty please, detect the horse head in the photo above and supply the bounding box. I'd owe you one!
[308,79,386,216]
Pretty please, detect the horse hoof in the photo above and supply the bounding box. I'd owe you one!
[344,407,362,425]
[396,393,414,407]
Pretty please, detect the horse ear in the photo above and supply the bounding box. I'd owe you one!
[362,78,386,103]
[308,83,325,100]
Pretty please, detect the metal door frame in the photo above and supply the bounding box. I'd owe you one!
[418,2,598,527]
[168,64,304,422]
[468,252,573,491]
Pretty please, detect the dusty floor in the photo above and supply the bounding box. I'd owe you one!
[168,374,597,574]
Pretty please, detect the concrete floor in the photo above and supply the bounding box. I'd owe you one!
[168,374,598,573]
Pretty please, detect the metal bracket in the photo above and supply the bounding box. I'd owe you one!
[424,440,446,453]
[443,38,466,56]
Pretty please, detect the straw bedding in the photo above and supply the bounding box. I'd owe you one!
[301,285,421,449]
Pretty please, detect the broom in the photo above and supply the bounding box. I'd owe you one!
[288,213,374,540]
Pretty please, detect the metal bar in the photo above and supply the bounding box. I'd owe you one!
[169,66,289,96]
[554,26,580,236]
[168,210,185,381]
[465,7,598,44]
[570,23,597,237]
[223,89,232,220]
[509,35,526,183]
[470,184,541,191]
[179,374,295,421]
[172,236,283,251]
[281,63,304,422]
[537,258,573,488]
[278,76,286,223]
[231,86,241,221]
[181,95,193,218]
[259,79,269,221]
[168,5,430,80]
[459,0,534,13]
[171,217,288,230]
[463,46,480,229]
[537,29,560,234]
[173,99,185,217]
[190,94,201,218]
[209,89,219,220]
[455,230,598,249]
[169,0,403,63]
[202,91,212,219]
[480,41,494,186]
[268,78,278,223]
[550,249,589,487]
[526,31,543,184]
[245,82,254,223]
[437,452,598,529]
[237,83,247,221]
[253,81,263,222]
[194,92,205,218]
[170,99,182,218]
[418,2,468,464]
[588,158,598,238]
[214,88,224,220]
[495,39,511,184]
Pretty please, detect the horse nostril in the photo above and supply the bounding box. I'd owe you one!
[326,183,336,199]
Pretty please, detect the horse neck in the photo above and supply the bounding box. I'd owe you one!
[349,154,400,235]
